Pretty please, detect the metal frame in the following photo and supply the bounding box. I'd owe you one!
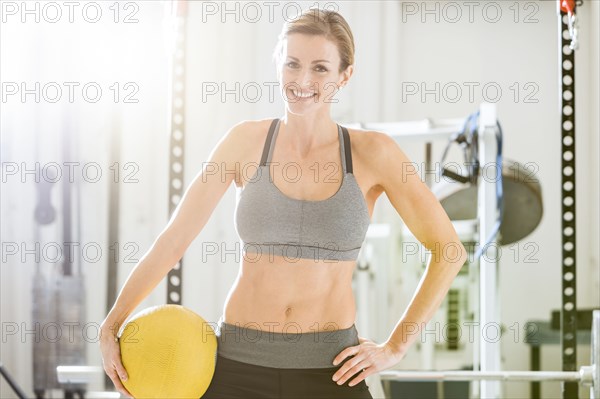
[559,3,579,398]
[379,369,589,383]
[477,104,501,399]
[166,2,188,305]
[379,310,599,399]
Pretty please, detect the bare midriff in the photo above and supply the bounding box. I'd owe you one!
[222,255,357,334]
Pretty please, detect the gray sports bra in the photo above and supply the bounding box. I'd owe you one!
[234,118,371,262]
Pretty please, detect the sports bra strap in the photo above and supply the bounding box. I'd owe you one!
[340,125,353,174]
[260,118,280,167]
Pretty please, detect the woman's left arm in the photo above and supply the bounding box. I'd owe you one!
[378,128,469,353]
[332,132,468,386]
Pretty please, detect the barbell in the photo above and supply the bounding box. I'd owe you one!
[379,310,599,398]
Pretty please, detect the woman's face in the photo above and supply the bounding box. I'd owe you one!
[278,33,351,113]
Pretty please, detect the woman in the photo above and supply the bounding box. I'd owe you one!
[99,8,467,399]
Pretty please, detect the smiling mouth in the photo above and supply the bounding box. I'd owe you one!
[290,89,317,99]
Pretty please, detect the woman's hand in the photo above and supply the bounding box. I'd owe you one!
[331,336,405,387]
[99,326,134,399]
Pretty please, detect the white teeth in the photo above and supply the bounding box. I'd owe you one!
[292,89,316,98]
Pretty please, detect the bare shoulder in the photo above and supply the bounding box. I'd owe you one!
[344,127,408,192]
[344,127,392,158]
[231,117,276,156]
[225,118,276,186]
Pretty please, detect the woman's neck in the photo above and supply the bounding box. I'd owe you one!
[280,113,338,156]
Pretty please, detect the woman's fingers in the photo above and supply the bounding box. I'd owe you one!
[108,370,133,398]
[333,340,405,387]
[111,356,132,397]
[348,368,371,387]
[99,333,133,398]
[113,357,129,382]
[332,355,365,385]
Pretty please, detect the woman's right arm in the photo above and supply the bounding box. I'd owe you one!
[98,120,248,396]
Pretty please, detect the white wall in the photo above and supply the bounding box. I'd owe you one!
[1,1,598,398]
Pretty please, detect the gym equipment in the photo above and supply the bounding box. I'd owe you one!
[165,0,188,306]
[32,114,87,399]
[558,0,582,397]
[118,304,217,399]
[432,116,543,246]
[379,310,600,399]
[559,0,580,49]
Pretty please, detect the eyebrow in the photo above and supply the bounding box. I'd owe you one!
[286,56,331,64]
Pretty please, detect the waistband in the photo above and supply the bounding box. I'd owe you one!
[214,317,360,369]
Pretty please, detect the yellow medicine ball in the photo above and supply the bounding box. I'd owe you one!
[119,304,217,398]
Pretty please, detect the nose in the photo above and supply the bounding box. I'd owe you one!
[298,68,314,89]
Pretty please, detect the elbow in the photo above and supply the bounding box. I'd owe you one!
[450,242,468,267]
[432,240,468,268]
[455,242,468,265]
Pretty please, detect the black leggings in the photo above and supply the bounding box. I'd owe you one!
[201,354,373,399]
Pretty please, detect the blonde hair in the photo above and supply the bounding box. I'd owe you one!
[272,8,355,74]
